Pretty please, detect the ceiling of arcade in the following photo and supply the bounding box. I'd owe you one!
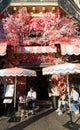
[8,6,56,15]
[8,0,58,16]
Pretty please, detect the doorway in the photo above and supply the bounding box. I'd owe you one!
[27,70,50,100]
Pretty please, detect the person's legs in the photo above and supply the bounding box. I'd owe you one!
[32,100,36,108]
[27,100,34,114]
[28,101,32,110]
[31,100,36,114]
[53,96,59,110]
[70,103,79,114]
[51,97,55,109]
[58,100,62,110]
[57,100,63,115]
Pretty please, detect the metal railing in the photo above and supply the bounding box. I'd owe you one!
[58,0,80,23]
[73,0,80,8]
[0,0,11,13]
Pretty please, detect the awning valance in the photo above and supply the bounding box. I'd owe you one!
[42,63,80,75]
[16,46,57,54]
[61,44,80,55]
[0,67,36,77]
[0,43,7,56]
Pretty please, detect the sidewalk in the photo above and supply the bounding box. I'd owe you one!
[0,107,80,130]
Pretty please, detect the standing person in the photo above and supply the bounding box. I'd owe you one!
[52,86,60,110]
[69,87,79,115]
[26,87,37,114]
[49,86,60,110]
[55,82,67,115]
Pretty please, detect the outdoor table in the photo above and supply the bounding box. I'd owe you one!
[18,99,40,120]
[18,100,31,120]
[18,101,26,115]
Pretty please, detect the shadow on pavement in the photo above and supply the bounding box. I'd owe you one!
[7,108,53,130]
[63,112,80,130]
[63,120,80,130]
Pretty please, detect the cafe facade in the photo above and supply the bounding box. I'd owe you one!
[0,0,80,101]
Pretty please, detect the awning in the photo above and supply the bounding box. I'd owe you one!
[42,63,80,75]
[61,44,80,55]
[0,67,36,77]
[0,43,7,56]
[16,46,57,54]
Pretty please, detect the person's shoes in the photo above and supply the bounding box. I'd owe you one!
[50,105,53,109]
[75,110,79,115]
[57,111,63,115]
[31,110,34,115]
[56,108,60,112]
[29,110,34,114]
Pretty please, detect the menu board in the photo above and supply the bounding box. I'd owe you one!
[3,84,14,103]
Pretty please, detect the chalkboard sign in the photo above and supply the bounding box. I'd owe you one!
[3,84,14,103]
[0,0,11,13]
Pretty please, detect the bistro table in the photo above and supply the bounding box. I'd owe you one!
[18,99,29,120]
[18,98,40,120]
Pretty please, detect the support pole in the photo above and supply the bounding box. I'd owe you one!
[14,76,17,109]
[67,73,73,124]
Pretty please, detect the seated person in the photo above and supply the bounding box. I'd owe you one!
[56,91,68,115]
[26,87,37,113]
[19,95,26,102]
[69,87,79,115]
[19,96,23,102]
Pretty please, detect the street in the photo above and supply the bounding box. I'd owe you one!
[0,107,80,130]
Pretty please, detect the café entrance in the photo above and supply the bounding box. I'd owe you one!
[27,70,50,101]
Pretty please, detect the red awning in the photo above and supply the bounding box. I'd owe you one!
[0,43,7,56]
[61,44,80,55]
[16,46,57,54]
